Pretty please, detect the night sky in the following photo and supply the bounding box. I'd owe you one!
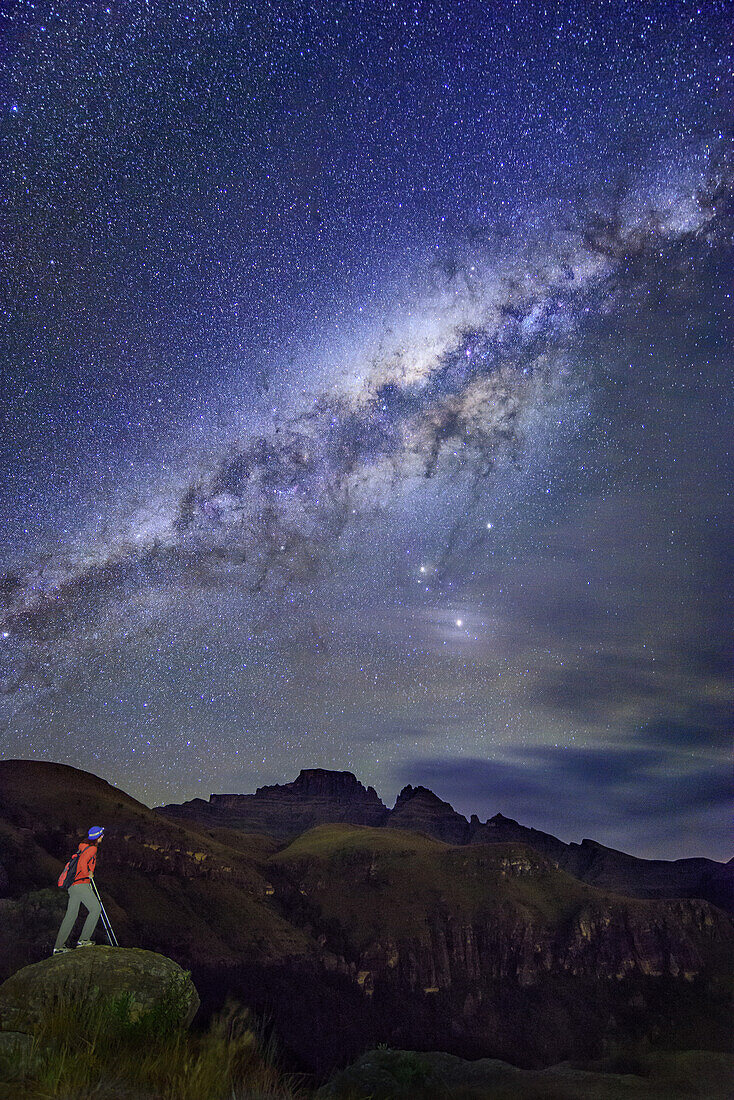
[1,0,731,861]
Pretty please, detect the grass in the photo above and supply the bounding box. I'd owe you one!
[268,823,617,947]
[268,822,734,957]
[271,824,446,859]
[0,979,304,1100]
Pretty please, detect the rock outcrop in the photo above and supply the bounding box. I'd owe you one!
[0,947,199,1034]
[316,1047,734,1099]
[160,768,389,840]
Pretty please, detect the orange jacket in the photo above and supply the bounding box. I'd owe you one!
[72,842,97,885]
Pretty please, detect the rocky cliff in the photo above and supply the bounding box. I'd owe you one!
[252,825,733,1069]
[160,768,388,840]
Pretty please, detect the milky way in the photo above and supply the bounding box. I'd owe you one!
[1,0,731,859]
[2,155,723,695]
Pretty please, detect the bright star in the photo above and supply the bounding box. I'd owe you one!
[455,619,463,627]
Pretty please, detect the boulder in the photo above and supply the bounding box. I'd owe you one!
[0,947,199,1034]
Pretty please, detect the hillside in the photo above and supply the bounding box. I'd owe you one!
[0,759,313,975]
[158,768,734,915]
[0,759,732,1075]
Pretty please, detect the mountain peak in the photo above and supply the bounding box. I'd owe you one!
[393,783,447,808]
[165,768,390,840]
[255,769,384,804]
[388,784,469,844]
[487,812,520,826]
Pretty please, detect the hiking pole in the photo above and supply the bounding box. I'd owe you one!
[95,885,118,947]
[98,904,118,947]
[90,878,116,945]
[93,881,118,947]
[90,877,119,947]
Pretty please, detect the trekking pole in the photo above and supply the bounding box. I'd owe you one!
[94,883,118,947]
[96,887,118,947]
[98,905,118,947]
[90,877,119,947]
[90,879,115,945]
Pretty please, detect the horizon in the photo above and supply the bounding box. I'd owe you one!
[7,756,729,866]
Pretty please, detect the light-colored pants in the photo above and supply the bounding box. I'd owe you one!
[54,882,102,948]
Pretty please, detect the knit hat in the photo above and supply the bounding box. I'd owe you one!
[87,826,105,840]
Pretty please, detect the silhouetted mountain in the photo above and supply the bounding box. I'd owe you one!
[160,768,388,840]
[1,759,732,1077]
[470,812,734,913]
[159,768,733,915]
[386,784,469,844]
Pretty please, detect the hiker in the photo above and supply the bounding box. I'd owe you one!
[53,826,105,954]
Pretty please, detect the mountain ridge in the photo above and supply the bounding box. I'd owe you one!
[156,766,733,914]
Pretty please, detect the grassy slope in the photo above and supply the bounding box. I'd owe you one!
[268,823,699,950]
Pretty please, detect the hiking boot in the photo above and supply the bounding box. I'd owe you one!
[76,940,97,948]
[53,947,71,955]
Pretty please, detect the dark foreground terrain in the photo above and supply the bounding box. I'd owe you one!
[0,759,731,1094]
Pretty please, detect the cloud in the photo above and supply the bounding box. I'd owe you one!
[635,718,732,752]
[531,655,666,717]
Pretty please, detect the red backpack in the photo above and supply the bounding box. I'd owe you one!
[57,845,84,890]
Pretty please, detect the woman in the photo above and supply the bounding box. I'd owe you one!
[53,825,105,954]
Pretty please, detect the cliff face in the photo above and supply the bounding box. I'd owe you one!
[160,769,388,840]
[270,831,732,993]
[374,895,724,992]
[260,827,733,1068]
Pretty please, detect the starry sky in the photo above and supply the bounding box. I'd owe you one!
[1,0,732,861]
